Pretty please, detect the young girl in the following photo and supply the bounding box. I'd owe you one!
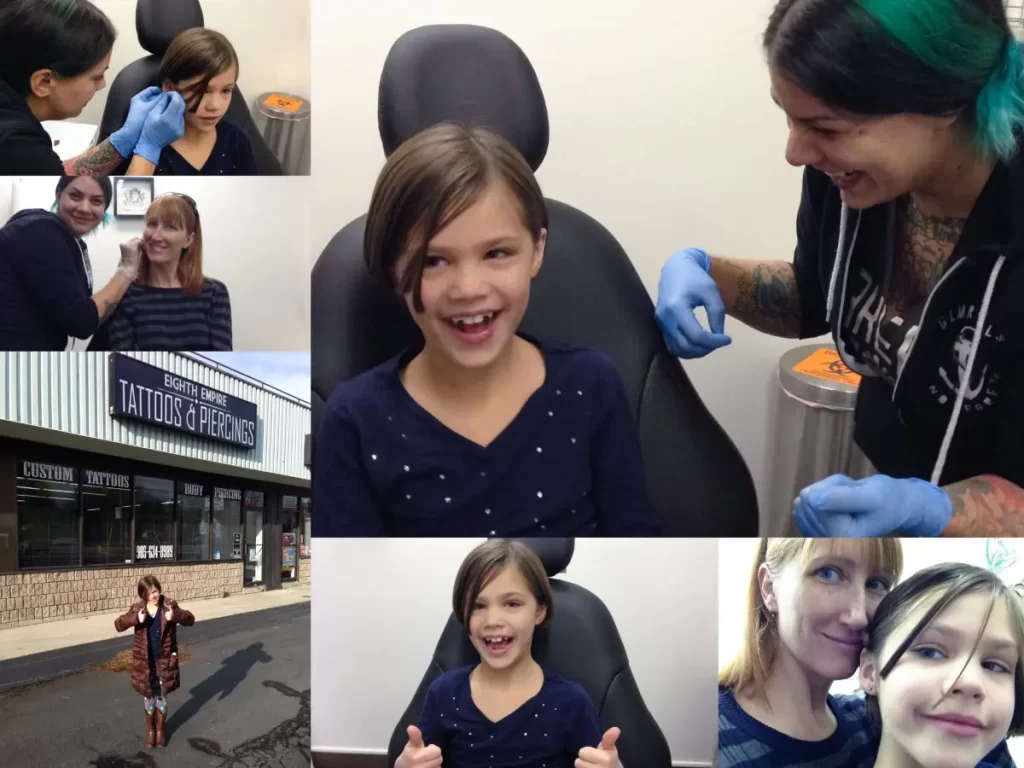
[126,28,259,176]
[88,192,232,350]
[314,123,660,536]
[114,575,195,749]
[395,539,622,768]
[860,563,1024,768]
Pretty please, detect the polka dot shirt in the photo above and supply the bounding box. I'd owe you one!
[313,337,661,536]
[417,665,602,768]
[155,120,259,175]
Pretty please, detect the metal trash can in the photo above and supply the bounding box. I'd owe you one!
[765,344,875,534]
[255,92,311,176]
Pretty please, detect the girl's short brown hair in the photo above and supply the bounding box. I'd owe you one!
[137,574,162,600]
[452,540,553,630]
[364,122,548,313]
[141,193,205,294]
[159,28,239,113]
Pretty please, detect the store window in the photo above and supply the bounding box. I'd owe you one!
[178,482,210,561]
[17,461,79,569]
[82,469,132,566]
[281,495,298,582]
[212,487,242,562]
[134,476,175,563]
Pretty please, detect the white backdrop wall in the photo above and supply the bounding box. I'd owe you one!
[74,0,310,129]
[718,538,1024,762]
[1,176,309,351]
[309,0,830,516]
[312,538,718,766]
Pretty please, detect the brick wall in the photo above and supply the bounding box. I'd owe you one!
[299,556,311,584]
[0,562,244,628]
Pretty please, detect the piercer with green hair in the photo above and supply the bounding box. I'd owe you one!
[656,0,1024,537]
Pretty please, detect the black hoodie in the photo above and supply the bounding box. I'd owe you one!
[793,140,1024,491]
[0,78,65,175]
[0,209,99,350]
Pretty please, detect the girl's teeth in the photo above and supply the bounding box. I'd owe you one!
[453,312,494,327]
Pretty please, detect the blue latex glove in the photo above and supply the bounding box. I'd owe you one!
[107,86,164,159]
[793,474,953,537]
[655,248,732,358]
[133,91,186,164]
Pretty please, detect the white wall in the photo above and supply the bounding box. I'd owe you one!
[309,0,829,515]
[312,538,718,766]
[4,176,309,351]
[717,538,1024,762]
[73,0,310,129]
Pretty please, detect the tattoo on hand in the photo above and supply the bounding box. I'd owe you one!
[733,264,801,337]
[945,476,1024,535]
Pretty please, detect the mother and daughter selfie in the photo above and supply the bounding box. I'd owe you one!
[719,538,1024,768]
[0,0,262,175]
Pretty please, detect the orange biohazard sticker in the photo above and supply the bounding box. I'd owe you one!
[792,348,862,386]
[263,93,304,113]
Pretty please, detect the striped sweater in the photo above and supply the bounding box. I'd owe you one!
[88,278,232,351]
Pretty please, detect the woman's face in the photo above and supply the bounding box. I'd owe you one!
[165,64,237,134]
[55,177,107,237]
[769,67,959,210]
[863,591,1018,768]
[467,566,546,672]
[40,52,111,120]
[761,542,893,683]
[146,587,161,606]
[395,183,546,371]
[142,215,194,265]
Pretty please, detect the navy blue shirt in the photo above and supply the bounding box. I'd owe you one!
[146,605,162,670]
[418,666,602,767]
[718,687,1015,768]
[155,120,259,175]
[312,338,661,536]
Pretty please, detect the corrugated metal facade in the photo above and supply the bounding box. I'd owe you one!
[0,352,309,482]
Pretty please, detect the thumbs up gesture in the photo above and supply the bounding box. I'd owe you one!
[164,606,174,622]
[395,725,442,768]
[576,727,621,768]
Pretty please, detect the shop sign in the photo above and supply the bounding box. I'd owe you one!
[84,470,130,489]
[183,483,206,497]
[136,544,174,560]
[109,354,258,449]
[21,461,76,483]
[215,487,242,501]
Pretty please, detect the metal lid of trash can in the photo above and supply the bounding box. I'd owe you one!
[777,343,861,410]
[257,92,311,121]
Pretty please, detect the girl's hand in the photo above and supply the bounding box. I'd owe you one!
[137,608,146,623]
[164,606,174,622]
[576,727,621,768]
[396,725,442,768]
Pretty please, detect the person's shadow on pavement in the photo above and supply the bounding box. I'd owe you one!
[166,642,273,739]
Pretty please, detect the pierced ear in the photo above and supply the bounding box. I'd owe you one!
[757,563,779,615]
[530,228,547,278]
[859,648,878,695]
[535,603,548,626]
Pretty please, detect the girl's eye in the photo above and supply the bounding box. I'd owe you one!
[984,660,1012,674]
[506,601,521,608]
[485,249,510,260]
[913,646,945,661]
[423,256,445,269]
[815,566,842,582]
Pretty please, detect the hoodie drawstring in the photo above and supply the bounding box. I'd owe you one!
[825,204,861,324]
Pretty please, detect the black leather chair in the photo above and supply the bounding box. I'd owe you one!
[310,24,758,535]
[97,0,282,174]
[387,538,672,768]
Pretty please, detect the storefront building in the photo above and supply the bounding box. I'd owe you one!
[0,352,311,628]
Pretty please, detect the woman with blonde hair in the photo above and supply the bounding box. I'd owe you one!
[88,192,232,350]
[718,538,1015,767]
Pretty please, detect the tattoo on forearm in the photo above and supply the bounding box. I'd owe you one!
[64,139,124,176]
[732,263,801,338]
[943,475,1024,536]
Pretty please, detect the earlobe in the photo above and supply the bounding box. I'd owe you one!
[28,69,53,99]
[530,228,547,277]
[859,649,877,695]
[535,604,548,626]
[757,564,778,615]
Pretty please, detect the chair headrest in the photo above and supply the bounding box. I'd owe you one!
[508,538,574,577]
[136,0,204,57]
[378,24,549,171]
